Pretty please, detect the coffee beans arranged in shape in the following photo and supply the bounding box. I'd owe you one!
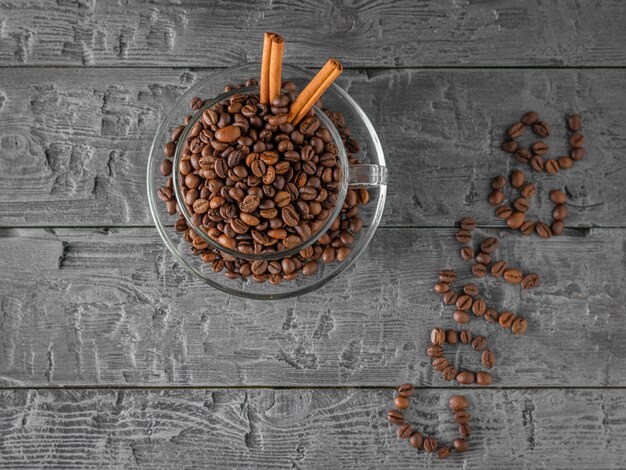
[158,79,369,283]
[388,388,472,459]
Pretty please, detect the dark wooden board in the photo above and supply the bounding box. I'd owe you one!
[0,68,624,227]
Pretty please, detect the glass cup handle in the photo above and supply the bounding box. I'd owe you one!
[348,164,388,188]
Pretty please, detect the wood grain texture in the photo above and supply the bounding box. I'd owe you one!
[0,67,624,227]
[1,226,624,387]
[1,0,626,67]
[1,388,625,469]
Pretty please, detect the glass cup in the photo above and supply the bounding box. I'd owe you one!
[147,63,388,299]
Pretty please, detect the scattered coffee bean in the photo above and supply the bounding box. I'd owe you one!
[446,329,458,345]
[443,290,459,305]
[553,204,569,220]
[558,155,574,169]
[488,190,505,206]
[456,229,472,243]
[535,221,552,239]
[510,170,525,188]
[495,205,513,219]
[453,438,470,453]
[516,147,531,163]
[491,175,506,189]
[433,357,449,372]
[472,263,488,278]
[434,282,450,294]
[454,410,471,424]
[498,311,515,329]
[506,211,525,230]
[531,142,549,155]
[472,298,486,316]
[442,365,458,381]
[532,120,550,137]
[460,217,477,231]
[456,371,475,385]
[567,114,581,132]
[549,189,567,205]
[397,423,412,439]
[472,336,487,351]
[395,396,410,409]
[570,133,584,148]
[508,122,525,138]
[482,350,496,369]
[504,268,522,284]
[521,111,540,126]
[461,246,475,260]
[449,395,469,411]
[459,330,472,344]
[511,316,528,335]
[427,345,444,358]
[476,371,493,386]
[463,284,480,296]
[501,140,518,153]
[520,183,537,198]
[551,220,564,236]
[545,159,559,174]
[475,251,492,265]
[387,409,404,424]
[454,310,470,324]
[459,423,472,438]
[431,328,446,346]
[485,309,498,323]
[571,148,586,161]
[456,295,473,311]
[491,260,507,277]
[480,237,499,253]
[410,431,423,449]
[423,436,437,453]
[530,155,545,172]
[439,270,457,283]
[437,446,451,459]
[513,197,530,212]
[520,220,535,236]
[397,383,416,397]
[520,273,540,289]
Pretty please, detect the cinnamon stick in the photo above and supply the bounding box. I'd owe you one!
[260,32,275,104]
[268,34,284,103]
[288,58,342,125]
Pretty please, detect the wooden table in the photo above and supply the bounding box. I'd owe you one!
[1,1,625,468]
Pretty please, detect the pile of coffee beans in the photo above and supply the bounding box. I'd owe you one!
[388,388,473,459]
[158,79,369,283]
[501,112,584,174]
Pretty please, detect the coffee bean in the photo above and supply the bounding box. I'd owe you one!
[454,410,471,424]
[423,436,437,453]
[409,431,423,449]
[568,114,581,132]
[443,290,459,305]
[532,120,550,137]
[495,205,513,219]
[439,270,457,283]
[513,197,530,212]
[488,190,505,206]
[552,204,568,220]
[506,211,525,230]
[475,251,492,265]
[530,155,545,172]
[449,395,469,411]
[510,169,525,188]
[482,350,496,369]
[571,148,586,161]
[396,423,412,439]
[302,261,318,276]
[190,96,203,110]
[549,189,567,204]
[570,133,584,148]
[501,140,518,153]
[535,221,552,239]
[456,295,473,311]
[558,155,574,169]
[434,282,450,294]
[446,329,458,344]
[452,438,469,453]
[476,371,493,386]
[521,111,540,126]
[455,229,472,243]
[504,268,522,284]
[472,263,488,278]
[433,357,449,372]
[491,260,507,277]
[431,327,446,345]
[215,125,241,143]
[508,122,525,138]
[459,330,472,344]
[545,159,559,175]
[394,396,410,409]
[387,409,404,425]
[520,183,537,198]
[472,299,486,316]
[491,175,506,189]
[516,147,532,163]
[551,220,564,236]
[427,345,444,358]
[512,316,528,335]
[498,311,515,329]
[521,273,540,289]
[520,220,535,236]
[463,284,479,296]
[460,217,477,231]
[454,310,470,324]
[397,383,416,397]
[480,237,499,253]
[485,309,498,323]
[459,423,472,438]
[472,336,488,351]
[437,446,451,460]
[531,142,549,155]
[461,246,475,260]
[456,371,475,385]
[443,365,457,381]
[192,198,209,214]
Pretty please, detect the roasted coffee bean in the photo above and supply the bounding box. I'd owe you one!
[460,246,475,260]
[571,148,586,161]
[460,217,477,231]
[456,371,475,385]
[520,183,537,198]
[501,140,518,153]
[439,270,457,283]
[433,357,449,372]
[302,261,318,276]
[510,170,525,188]
[454,410,471,424]
[443,290,459,305]
[516,147,532,163]
[409,431,423,449]
[394,396,410,409]
[521,273,540,289]
[498,311,515,329]
[472,263,488,278]
[485,309,498,323]
[558,155,574,169]
[551,220,564,236]
[504,268,522,284]
[530,155,545,172]
[449,395,469,411]
[568,114,581,132]
[535,221,552,239]
[472,298,486,316]
[570,133,584,148]
[437,446,451,460]
[190,96,203,110]
[480,237,499,253]
[549,189,567,204]
[423,436,437,453]
[513,197,530,212]
[491,260,507,277]
[544,160,559,175]
[435,281,450,294]
[488,190,505,206]
[192,198,209,214]
[446,329,458,345]
[521,111,540,126]
[396,423,412,439]
[476,371,493,386]
[512,316,528,335]
[508,122,525,138]
[387,409,404,425]
[463,284,479,296]
[454,310,470,324]
[491,175,506,189]
[532,120,550,137]
[482,350,496,369]
[495,205,513,219]
[281,205,300,227]
[443,365,458,381]
[531,142,549,155]
[459,423,472,438]
[427,345,444,358]
[215,125,241,143]
[552,204,568,220]
[455,229,472,243]
[472,336,487,351]
[397,383,416,398]
[459,330,472,344]
[456,295,473,312]
[431,327,446,346]
[506,211,525,230]
[520,220,535,236]
[475,251,492,265]
[453,438,470,453]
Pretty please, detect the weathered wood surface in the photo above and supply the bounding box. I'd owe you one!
[1,226,624,387]
[1,0,626,67]
[1,388,625,469]
[0,67,624,227]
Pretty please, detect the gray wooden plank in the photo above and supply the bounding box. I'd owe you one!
[0,388,624,469]
[0,67,624,227]
[1,0,626,67]
[1,226,624,387]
